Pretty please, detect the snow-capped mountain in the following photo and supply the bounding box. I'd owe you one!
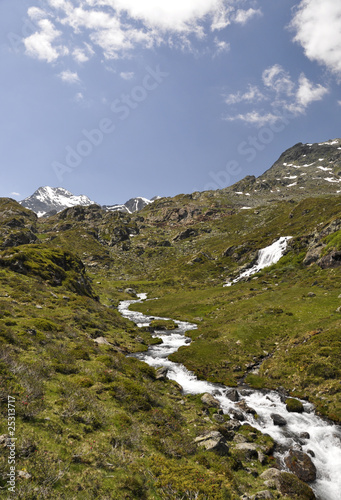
[20,187,156,217]
[20,187,97,217]
[104,197,152,214]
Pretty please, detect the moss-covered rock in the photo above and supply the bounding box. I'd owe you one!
[285,398,304,413]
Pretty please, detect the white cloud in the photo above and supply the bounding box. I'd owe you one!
[120,71,134,80]
[98,0,233,32]
[211,7,231,31]
[225,64,328,126]
[225,111,279,127]
[233,8,262,25]
[59,70,81,84]
[214,37,230,55]
[23,1,261,62]
[74,92,84,102]
[10,192,20,197]
[296,73,329,108]
[290,0,341,78]
[262,65,295,95]
[338,100,341,106]
[27,7,47,21]
[225,84,265,104]
[73,44,95,63]
[24,18,67,63]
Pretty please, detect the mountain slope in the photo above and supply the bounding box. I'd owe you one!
[222,138,341,206]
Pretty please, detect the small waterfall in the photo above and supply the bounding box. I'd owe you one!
[224,236,292,286]
[118,294,341,500]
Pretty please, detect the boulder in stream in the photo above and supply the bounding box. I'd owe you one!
[236,400,257,415]
[230,409,245,421]
[285,398,304,413]
[226,389,240,402]
[270,413,287,426]
[284,449,317,483]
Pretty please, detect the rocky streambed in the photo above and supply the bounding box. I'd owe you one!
[118,294,341,500]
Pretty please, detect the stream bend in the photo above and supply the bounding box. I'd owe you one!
[118,293,341,500]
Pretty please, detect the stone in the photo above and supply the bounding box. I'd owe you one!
[221,430,235,441]
[17,470,31,480]
[303,247,323,266]
[286,398,304,413]
[194,431,229,455]
[0,435,12,447]
[226,389,240,402]
[263,479,277,490]
[284,449,317,482]
[307,292,316,297]
[212,389,222,396]
[234,443,258,460]
[201,393,221,408]
[124,288,137,296]
[233,434,248,444]
[260,468,281,481]
[156,366,168,380]
[270,413,287,426]
[299,432,310,440]
[307,449,315,458]
[223,420,241,431]
[173,228,199,241]
[212,414,225,423]
[318,251,341,269]
[276,471,316,499]
[237,400,257,415]
[230,409,245,421]
[257,451,267,465]
[93,337,111,345]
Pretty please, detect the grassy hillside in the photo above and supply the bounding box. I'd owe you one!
[1,192,340,498]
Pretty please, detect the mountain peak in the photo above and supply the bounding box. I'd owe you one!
[20,187,96,217]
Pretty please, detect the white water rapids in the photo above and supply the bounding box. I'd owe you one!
[224,236,292,286]
[118,294,341,500]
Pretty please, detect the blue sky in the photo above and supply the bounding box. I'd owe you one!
[1,0,340,205]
